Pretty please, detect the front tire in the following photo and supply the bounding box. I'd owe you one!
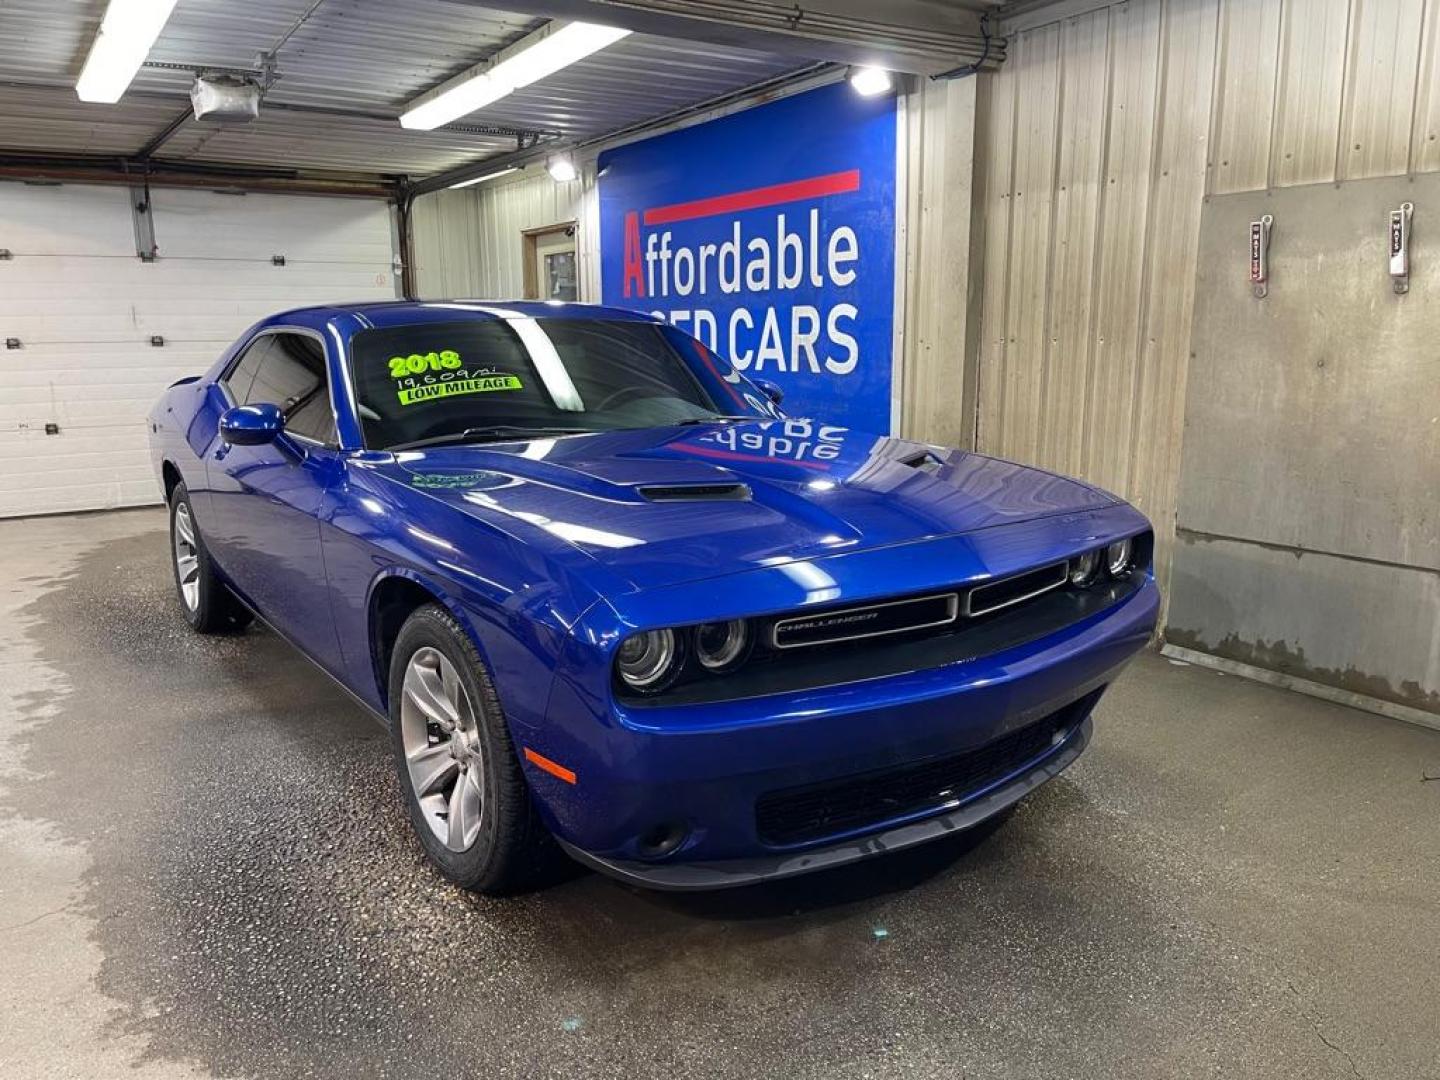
[169,482,253,634]
[388,604,555,894]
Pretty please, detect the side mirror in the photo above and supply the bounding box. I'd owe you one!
[753,378,784,406]
[219,403,284,446]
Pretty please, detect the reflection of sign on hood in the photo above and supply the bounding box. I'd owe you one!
[684,419,848,471]
[600,83,897,433]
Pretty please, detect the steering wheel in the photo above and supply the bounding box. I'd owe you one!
[591,385,648,412]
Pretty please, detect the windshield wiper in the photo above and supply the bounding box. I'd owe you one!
[389,425,593,451]
[673,415,756,425]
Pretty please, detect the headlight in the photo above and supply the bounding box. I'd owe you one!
[616,629,679,691]
[1069,550,1101,586]
[694,619,749,671]
[1105,538,1134,577]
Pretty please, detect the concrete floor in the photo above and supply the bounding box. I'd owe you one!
[1,508,1437,1080]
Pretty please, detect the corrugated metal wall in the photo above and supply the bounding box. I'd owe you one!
[978,0,1440,599]
[899,76,987,452]
[410,170,599,301]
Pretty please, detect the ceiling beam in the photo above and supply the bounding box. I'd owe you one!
[452,0,1005,76]
[0,152,397,199]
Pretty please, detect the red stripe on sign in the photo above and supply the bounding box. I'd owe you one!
[642,169,861,226]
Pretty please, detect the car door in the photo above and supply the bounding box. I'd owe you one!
[206,329,345,668]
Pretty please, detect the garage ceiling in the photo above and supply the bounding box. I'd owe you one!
[0,0,813,179]
[0,0,1009,188]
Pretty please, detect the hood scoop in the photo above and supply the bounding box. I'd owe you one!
[636,482,752,503]
[898,449,945,475]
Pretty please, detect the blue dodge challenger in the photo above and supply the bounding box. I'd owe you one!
[148,300,1158,893]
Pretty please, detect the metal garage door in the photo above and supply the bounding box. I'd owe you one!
[0,183,396,517]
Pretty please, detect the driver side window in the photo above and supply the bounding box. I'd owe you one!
[221,336,272,405]
[226,332,337,446]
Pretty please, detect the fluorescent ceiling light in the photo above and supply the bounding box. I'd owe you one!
[848,66,893,97]
[448,167,519,189]
[401,21,630,131]
[76,0,179,104]
[546,155,577,183]
[401,72,506,132]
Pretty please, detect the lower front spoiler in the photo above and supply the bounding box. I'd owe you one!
[558,714,1093,892]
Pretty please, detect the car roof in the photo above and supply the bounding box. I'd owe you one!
[260,299,662,333]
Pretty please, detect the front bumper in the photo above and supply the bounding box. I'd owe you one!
[530,570,1159,886]
[559,710,1094,891]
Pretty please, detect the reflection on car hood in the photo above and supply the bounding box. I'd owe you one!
[370,419,1118,593]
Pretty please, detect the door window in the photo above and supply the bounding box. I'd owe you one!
[527,226,577,300]
[545,250,577,300]
[235,332,337,445]
[221,336,272,404]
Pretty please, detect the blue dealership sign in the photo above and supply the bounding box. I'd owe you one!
[598,82,897,432]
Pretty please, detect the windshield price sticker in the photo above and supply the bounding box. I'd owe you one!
[388,349,524,406]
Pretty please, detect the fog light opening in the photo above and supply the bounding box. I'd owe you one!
[636,821,689,860]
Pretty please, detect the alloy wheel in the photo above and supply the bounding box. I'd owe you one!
[172,503,200,612]
[399,646,485,852]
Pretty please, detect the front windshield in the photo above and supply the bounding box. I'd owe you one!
[349,315,772,450]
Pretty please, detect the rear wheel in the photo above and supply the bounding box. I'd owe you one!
[388,604,555,893]
[169,482,253,634]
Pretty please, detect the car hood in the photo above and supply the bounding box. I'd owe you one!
[369,420,1118,594]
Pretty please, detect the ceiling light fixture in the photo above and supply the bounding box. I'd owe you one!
[448,167,519,190]
[400,21,630,131]
[76,0,180,103]
[847,66,893,97]
[546,155,578,183]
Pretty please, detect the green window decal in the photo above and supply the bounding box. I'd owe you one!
[388,350,462,378]
[396,374,523,406]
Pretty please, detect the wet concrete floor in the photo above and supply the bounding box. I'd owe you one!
[2,508,1437,1079]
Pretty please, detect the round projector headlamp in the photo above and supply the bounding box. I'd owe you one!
[616,628,678,691]
[1069,549,1101,586]
[694,620,749,672]
[1105,538,1134,577]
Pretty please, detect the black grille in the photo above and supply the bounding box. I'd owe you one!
[966,561,1068,616]
[754,692,1099,847]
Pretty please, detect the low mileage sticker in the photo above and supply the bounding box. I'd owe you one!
[397,374,522,405]
[387,349,523,406]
